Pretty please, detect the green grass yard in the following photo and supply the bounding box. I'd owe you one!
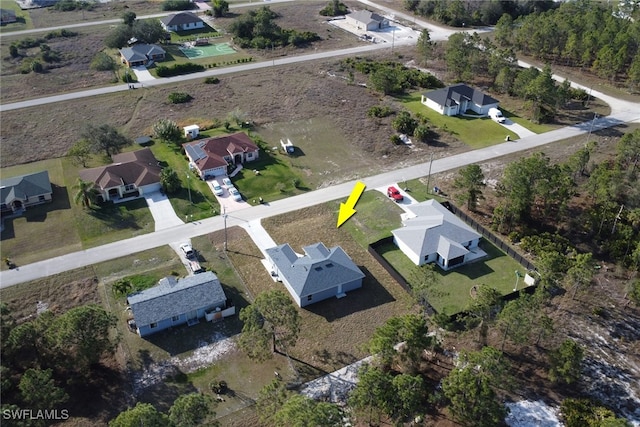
[378,239,525,315]
[400,93,520,148]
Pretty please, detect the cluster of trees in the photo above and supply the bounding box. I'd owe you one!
[488,129,640,270]
[1,303,119,416]
[341,57,443,95]
[389,110,436,144]
[403,0,556,27]
[162,0,192,11]
[53,0,93,12]
[110,393,214,427]
[156,63,205,77]
[441,31,586,123]
[495,1,640,86]
[68,123,132,165]
[104,13,166,49]
[319,0,348,16]
[229,6,320,49]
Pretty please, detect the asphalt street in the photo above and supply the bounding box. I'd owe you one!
[1,0,639,288]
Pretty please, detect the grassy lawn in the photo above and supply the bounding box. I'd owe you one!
[148,141,220,220]
[0,158,83,268]
[342,190,404,247]
[169,27,221,43]
[397,177,449,204]
[0,0,33,31]
[500,106,554,134]
[229,145,308,205]
[379,239,525,315]
[399,93,520,148]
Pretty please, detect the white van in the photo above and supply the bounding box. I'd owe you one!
[489,107,505,123]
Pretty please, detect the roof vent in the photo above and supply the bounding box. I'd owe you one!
[314,267,323,272]
[326,263,334,268]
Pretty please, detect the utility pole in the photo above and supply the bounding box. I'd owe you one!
[426,152,434,194]
[186,172,192,205]
[223,205,228,251]
[586,113,598,145]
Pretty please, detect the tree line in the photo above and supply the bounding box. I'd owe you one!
[495,0,640,88]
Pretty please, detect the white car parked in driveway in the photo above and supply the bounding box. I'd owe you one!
[222,177,232,188]
[228,186,242,201]
[179,243,195,259]
[212,182,223,196]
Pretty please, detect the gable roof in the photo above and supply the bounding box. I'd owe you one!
[347,10,385,25]
[266,242,365,298]
[160,12,203,27]
[78,148,161,190]
[423,84,499,108]
[1,171,52,204]
[128,271,226,326]
[392,200,481,261]
[119,44,165,62]
[183,133,259,171]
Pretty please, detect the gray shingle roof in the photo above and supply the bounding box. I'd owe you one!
[160,12,203,27]
[266,243,365,298]
[128,272,226,326]
[348,10,386,25]
[119,44,165,63]
[1,171,52,205]
[423,84,499,108]
[392,200,481,261]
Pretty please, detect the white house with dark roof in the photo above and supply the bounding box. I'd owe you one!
[1,171,52,215]
[421,84,499,117]
[265,242,365,307]
[345,10,389,31]
[183,133,259,179]
[119,44,166,67]
[160,12,206,32]
[127,271,230,337]
[392,200,486,270]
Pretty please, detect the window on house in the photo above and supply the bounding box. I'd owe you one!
[307,295,313,301]
[150,322,157,329]
[124,184,136,192]
[172,315,179,322]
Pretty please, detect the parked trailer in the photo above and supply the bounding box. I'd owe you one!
[280,138,295,154]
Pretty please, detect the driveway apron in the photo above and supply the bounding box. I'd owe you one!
[145,191,184,231]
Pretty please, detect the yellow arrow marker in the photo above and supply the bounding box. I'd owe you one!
[337,181,366,228]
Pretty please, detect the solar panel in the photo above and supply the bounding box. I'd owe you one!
[185,144,206,161]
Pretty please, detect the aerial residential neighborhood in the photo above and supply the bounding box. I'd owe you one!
[1,0,639,426]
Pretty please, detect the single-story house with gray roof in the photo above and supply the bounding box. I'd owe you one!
[127,271,228,337]
[265,242,365,307]
[345,10,389,31]
[1,171,52,215]
[392,199,486,270]
[421,84,499,117]
[160,12,206,32]
[119,43,166,67]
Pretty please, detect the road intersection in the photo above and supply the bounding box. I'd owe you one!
[1,1,639,288]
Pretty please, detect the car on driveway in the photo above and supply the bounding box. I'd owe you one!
[387,186,404,202]
[180,243,195,259]
[222,177,232,188]
[228,186,242,201]
[212,182,223,196]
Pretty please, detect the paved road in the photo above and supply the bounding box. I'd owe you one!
[2,111,638,288]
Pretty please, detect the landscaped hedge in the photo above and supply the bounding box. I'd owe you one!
[156,63,205,77]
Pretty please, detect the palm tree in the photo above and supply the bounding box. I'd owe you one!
[73,178,98,209]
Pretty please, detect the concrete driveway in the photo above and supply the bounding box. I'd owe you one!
[131,66,155,82]
[144,191,184,231]
[499,119,537,139]
[206,177,250,213]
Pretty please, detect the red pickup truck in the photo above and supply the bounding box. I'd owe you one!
[387,186,404,202]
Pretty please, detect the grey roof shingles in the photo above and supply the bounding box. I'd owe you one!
[348,10,385,25]
[119,44,165,63]
[128,271,226,327]
[160,12,203,27]
[266,242,365,298]
[392,200,481,261]
[423,84,499,108]
[1,171,52,205]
